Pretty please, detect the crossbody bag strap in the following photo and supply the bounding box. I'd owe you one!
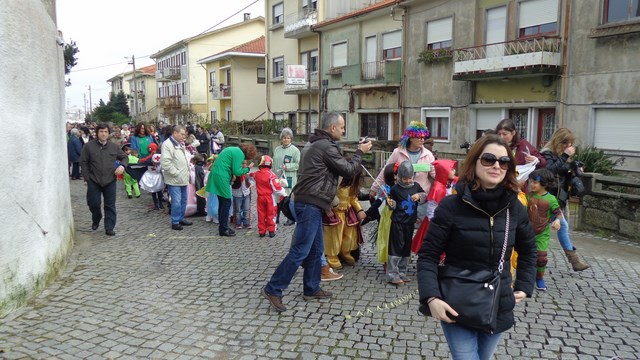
[497,208,510,274]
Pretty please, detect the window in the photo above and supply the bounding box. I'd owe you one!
[273,2,284,25]
[603,0,640,23]
[427,17,453,50]
[422,107,450,141]
[364,36,377,63]
[518,0,558,38]
[209,71,216,87]
[210,110,217,122]
[360,113,388,140]
[331,41,347,68]
[303,0,317,12]
[257,66,266,83]
[273,56,284,78]
[594,108,640,151]
[301,50,318,73]
[382,30,402,59]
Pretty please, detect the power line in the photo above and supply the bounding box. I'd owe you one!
[196,0,260,36]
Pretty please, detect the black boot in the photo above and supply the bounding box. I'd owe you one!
[152,196,160,210]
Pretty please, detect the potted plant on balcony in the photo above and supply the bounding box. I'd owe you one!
[417,48,453,64]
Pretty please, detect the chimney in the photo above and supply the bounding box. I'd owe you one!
[244,13,250,21]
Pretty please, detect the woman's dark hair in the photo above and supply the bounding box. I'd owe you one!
[80,126,91,134]
[458,134,520,192]
[239,143,258,162]
[529,168,556,189]
[135,122,148,137]
[162,124,174,140]
[340,169,363,198]
[495,118,518,147]
[383,162,396,187]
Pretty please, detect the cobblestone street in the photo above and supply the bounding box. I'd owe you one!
[1,180,639,359]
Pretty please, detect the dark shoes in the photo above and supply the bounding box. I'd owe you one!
[220,229,236,237]
[303,288,333,300]
[172,224,183,230]
[179,220,193,226]
[105,230,116,236]
[283,219,295,226]
[259,233,266,238]
[127,194,133,199]
[269,232,276,238]
[261,287,286,312]
[91,222,99,230]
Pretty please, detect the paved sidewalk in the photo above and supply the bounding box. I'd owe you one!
[1,180,639,359]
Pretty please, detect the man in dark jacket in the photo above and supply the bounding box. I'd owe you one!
[67,128,83,180]
[80,123,128,236]
[261,112,372,312]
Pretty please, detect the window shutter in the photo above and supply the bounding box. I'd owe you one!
[365,36,377,63]
[476,109,502,130]
[427,17,453,44]
[382,31,401,50]
[332,42,347,67]
[425,108,449,118]
[519,0,558,28]
[594,108,640,151]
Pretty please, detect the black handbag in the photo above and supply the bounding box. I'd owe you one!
[421,209,510,334]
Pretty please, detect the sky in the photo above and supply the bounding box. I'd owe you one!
[57,0,265,113]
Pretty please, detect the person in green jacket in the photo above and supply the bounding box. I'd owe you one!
[205,143,257,236]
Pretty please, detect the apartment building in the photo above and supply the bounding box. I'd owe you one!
[564,0,640,172]
[106,64,158,123]
[265,0,384,134]
[197,36,267,123]
[151,16,264,125]
[314,0,403,141]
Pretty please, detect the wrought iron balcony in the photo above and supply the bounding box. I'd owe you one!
[340,60,401,89]
[284,8,318,39]
[452,36,562,80]
[284,72,319,94]
[211,84,231,100]
[155,67,182,82]
[158,96,181,108]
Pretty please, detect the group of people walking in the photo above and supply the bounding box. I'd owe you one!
[69,113,591,360]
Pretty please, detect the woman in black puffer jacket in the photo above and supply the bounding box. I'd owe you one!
[417,134,537,360]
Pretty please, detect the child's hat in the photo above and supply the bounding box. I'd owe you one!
[121,143,131,151]
[148,143,158,153]
[259,155,273,168]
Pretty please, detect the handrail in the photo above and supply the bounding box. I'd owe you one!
[453,36,562,61]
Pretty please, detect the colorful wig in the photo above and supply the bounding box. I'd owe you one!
[399,121,430,148]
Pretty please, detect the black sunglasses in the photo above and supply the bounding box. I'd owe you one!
[478,153,511,170]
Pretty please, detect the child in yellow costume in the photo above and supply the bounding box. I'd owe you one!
[375,163,398,271]
[323,170,366,270]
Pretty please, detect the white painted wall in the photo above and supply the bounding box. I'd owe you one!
[0,0,74,316]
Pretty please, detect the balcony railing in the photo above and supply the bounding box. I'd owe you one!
[158,95,181,107]
[340,60,401,89]
[452,36,562,80]
[211,85,231,100]
[284,8,318,39]
[284,72,319,94]
[155,67,182,82]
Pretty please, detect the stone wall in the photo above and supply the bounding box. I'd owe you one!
[577,174,640,241]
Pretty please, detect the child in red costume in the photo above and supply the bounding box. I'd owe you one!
[249,155,286,238]
[411,159,457,253]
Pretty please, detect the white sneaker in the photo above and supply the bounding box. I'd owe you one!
[205,215,213,223]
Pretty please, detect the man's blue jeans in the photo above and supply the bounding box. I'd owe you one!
[167,185,187,225]
[265,201,323,297]
[441,322,503,360]
[556,216,574,251]
[86,180,117,231]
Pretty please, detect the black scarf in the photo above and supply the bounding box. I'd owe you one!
[471,186,509,216]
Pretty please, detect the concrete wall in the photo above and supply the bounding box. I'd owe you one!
[232,56,267,121]
[0,0,74,317]
[564,0,640,172]
[404,0,473,153]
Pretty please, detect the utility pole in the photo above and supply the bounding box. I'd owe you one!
[88,85,93,122]
[129,55,138,122]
